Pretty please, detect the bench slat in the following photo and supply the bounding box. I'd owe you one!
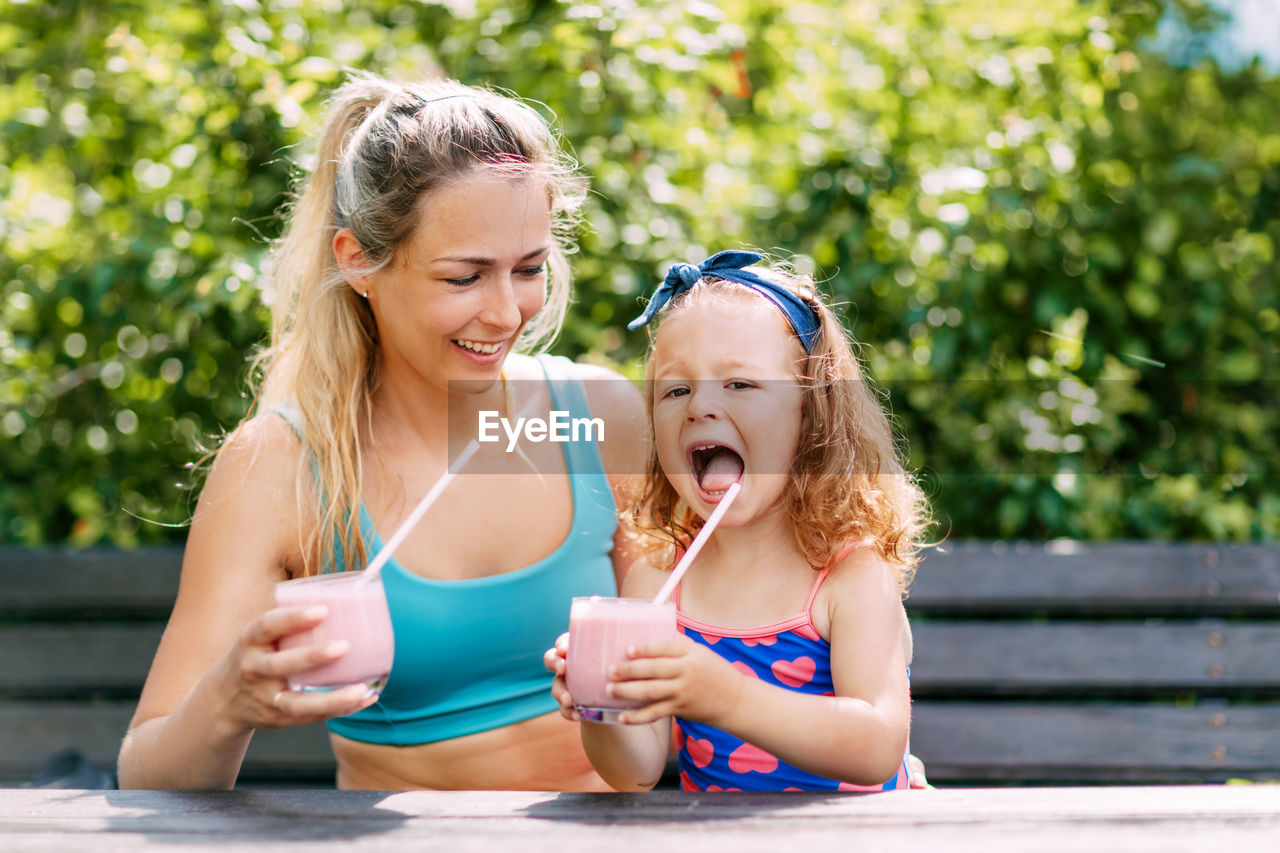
[0,704,336,785]
[911,702,1280,783]
[5,700,1275,787]
[909,621,1280,696]
[0,626,163,694]
[6,621,1277,698]
[0,548,183,617]
[909,543,1280,616]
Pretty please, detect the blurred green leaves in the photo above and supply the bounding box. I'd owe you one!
[1,0,1276,545]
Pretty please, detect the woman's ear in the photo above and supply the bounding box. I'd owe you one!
[333,228,372,299]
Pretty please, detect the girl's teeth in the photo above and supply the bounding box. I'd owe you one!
[455,340,501,354]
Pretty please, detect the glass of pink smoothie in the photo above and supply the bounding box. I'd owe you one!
[566,595,677,723]
[274,571,394,696]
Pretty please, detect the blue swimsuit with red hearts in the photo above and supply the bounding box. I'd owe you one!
[673,562,910,792]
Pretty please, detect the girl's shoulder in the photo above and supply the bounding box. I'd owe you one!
[823,544,903,599]
[811,544,905,640]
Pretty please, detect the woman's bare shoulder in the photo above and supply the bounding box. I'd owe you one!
[202,413,306,496]
[618,556,670,600]
[188,412,312,571]
[574,363,647,466]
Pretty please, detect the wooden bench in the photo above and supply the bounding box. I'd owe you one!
[4,543,1279,787]
[906,541,1280,785]
[0,547,336,787]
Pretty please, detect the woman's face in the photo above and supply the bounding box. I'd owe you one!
[364,169,553,395]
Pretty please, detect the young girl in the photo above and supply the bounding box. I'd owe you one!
[548,250,929,792]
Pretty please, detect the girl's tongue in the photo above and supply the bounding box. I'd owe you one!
[698,447,744,493]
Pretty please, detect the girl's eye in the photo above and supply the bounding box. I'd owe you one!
[661,386,689,399]
[445,275,479,287]
[518,265,546,278]
[727,380,756,390]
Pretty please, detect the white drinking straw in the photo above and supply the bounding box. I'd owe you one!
[651,481,742,605]
[358,392,549,583]
[358,438,482,583]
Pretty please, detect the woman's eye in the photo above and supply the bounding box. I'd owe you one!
[518,265,546,278]
[445,275,479,287]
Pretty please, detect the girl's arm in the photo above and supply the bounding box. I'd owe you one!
[611,549,911,786]
[545,560,672,791]
[116,416,377,789]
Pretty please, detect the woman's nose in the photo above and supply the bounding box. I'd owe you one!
[480,276,523,331]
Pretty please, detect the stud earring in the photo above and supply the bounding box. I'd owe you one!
[362,290,369,298]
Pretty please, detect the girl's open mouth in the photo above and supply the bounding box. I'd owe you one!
[690,443,744,497]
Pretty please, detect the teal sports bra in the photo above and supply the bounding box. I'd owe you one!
[273,355,619,745]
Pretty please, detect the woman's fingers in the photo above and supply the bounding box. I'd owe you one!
[268,682,375,725]
[258,640,350,679]
[244,604,328,646]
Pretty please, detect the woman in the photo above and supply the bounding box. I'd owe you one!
[116,72,646,790]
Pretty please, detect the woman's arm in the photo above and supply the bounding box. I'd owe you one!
[611,550,911,786]
[116,416,377,789]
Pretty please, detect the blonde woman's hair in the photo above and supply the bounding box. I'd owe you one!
[249,71,585,575]
[629,261,931,595]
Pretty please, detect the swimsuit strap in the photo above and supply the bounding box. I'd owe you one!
[802,542,862,615]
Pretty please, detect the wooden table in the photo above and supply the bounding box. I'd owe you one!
[2,786,1278,851]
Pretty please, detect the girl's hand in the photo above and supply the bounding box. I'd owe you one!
[543,632,581,721]
[215,605,378,734]
[608,635,745,726]
[908,753,930,789]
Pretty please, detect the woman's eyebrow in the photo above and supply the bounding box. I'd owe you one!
[432,247,550,265]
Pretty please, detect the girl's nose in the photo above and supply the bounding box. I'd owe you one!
[685,384,723,422]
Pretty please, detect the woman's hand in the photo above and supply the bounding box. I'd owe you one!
[543,632,582,721]
[608,635,746,726]
[215,604,378,734]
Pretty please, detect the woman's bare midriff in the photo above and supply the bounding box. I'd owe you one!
[330,710,612,791]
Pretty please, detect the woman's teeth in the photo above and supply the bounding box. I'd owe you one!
[455,339,502,355]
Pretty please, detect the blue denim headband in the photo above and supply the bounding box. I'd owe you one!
[626,250,822,353]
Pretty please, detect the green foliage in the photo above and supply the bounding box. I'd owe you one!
[1,0,1277,545]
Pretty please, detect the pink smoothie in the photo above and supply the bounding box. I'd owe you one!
[566,596,677,722]
[274,571,394,693]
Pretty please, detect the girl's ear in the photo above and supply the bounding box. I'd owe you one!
[333,228,373,297]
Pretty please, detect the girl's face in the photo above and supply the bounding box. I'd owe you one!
[650,293,805,525]
[364,169,552,396]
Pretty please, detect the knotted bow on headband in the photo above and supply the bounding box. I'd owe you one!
[626,250,822,353]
